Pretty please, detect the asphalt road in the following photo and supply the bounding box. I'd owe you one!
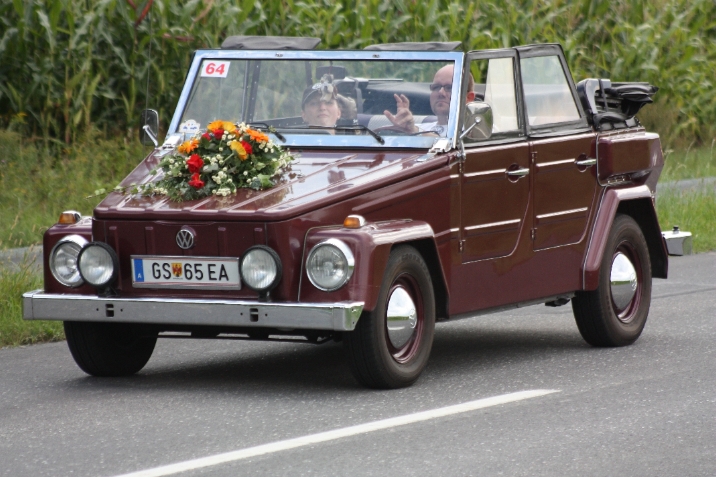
[1,253,714,477]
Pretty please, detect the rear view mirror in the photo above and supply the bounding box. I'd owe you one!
[315,65,347,80]
[461,101,493,141]
[140,109,159,147]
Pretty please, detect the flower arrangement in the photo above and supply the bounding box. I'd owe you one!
[133,120,293,201]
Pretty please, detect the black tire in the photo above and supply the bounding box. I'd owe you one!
[64,321,157,376]
[572,214,652,347]
[344,245,436,389]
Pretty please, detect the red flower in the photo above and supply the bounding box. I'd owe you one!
[186,154,204,174]
[241,140,253,155]
[201,132,212,141]
[212,128,224,139]
[188,172,205,189]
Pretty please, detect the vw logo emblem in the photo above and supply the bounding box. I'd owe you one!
[176,229,195,250]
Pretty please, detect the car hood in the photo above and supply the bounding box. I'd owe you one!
[94,149,442,221]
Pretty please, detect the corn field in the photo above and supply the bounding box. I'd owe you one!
[1,0,714,147]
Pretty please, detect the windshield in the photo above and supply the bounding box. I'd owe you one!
[170,52,463,148]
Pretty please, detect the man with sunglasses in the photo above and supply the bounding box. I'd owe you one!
[384,64,475,136]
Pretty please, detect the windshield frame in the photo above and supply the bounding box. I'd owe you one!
[167,49,466,150]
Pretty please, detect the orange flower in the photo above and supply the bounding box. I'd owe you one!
[229,140,248,160]
[208,120,237,135]
[207,120,224,131]
[177,138,199,154]
[222,120,238,134]
[247,129,269,143]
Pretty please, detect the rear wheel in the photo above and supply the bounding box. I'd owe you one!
[344,246,436,389]
[572,214,652,346]
[64,321,157,376]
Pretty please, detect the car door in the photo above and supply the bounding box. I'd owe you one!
[517,46,598,251]
[459,49,530,264]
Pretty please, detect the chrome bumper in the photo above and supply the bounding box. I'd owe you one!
[22,290,364,331]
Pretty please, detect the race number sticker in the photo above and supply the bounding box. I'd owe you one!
[200,61,230,78]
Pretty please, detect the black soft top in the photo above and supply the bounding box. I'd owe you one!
[221,36,321,50]
[364,41,462,51]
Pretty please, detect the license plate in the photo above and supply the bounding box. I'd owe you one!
[131,256,241,290]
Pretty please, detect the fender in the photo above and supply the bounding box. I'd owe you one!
[298,220,447,313]
[582,185,668,290]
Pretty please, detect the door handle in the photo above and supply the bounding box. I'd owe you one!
[506,167,530,179]
[575,158,597,167]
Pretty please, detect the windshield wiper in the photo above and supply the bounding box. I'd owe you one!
[279,125,385,145]
[335,125,385,144]
[246,122,286,142]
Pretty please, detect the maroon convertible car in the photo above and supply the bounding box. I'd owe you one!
[24,37,666,388]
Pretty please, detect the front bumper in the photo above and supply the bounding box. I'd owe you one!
[22,290,363,331]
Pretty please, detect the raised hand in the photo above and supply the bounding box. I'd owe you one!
[384,94,417,133]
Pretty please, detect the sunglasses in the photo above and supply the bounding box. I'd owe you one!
[429,83,453,93]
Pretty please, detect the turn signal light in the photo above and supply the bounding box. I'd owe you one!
[343,215,366,229]
[58,211,82,225]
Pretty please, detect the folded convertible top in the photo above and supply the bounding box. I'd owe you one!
[576,79,658,130]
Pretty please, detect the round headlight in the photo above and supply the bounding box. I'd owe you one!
[306,239,354,291]
[77,242,119,288]
[50,235,88,287]
[240,246,282,292]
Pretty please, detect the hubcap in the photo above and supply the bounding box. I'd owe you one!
[386,286,418,349]
[610,251,638,312]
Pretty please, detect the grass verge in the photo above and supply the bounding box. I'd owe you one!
[0,130,147,249]
[661,142,716,181]
[656,188,716,253]
[0,261,64,348]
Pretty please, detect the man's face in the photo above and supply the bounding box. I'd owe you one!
[302,97,341,127]
[429,65,454,120]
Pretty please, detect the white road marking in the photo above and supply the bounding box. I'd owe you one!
[111,389,559,477]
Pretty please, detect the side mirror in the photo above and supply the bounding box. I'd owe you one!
[140,109,159,147]
[461,101,493,141]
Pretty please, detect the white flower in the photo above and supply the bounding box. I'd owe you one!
[243,171,248,176]
[219,147,224,152]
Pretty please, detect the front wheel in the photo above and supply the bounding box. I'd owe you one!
[572,214,652,346]
[344,245,436,389]
[64,321,157,376]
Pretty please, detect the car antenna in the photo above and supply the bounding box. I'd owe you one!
[140,5,159,148]
[144,9,152,119]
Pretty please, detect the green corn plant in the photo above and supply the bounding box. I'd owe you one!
[0,0,714,148]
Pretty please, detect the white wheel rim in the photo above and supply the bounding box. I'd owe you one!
[386,286,418,349]
[610,252,638,312]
